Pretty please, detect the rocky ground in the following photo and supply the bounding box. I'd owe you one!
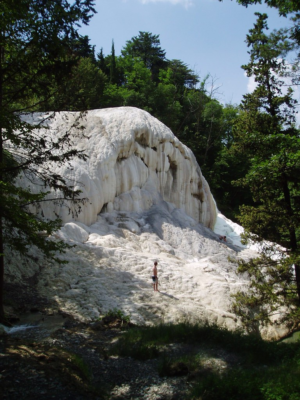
[0,282,241,400]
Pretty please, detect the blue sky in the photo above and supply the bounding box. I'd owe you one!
[80,0,295,106]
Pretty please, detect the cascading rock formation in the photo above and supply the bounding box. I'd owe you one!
[5,107,288,340]
[23,107,217,229]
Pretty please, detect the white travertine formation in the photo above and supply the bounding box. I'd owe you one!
[5,107,289,340]
[21,107,216,229]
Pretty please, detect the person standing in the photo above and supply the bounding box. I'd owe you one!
[152,261,159,291]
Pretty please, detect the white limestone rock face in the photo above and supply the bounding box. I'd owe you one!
[5,107,289,340]
[20,107,216,229]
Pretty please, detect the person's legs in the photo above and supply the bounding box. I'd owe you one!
[152,277,159,291]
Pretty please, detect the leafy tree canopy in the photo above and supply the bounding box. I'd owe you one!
[235,0,300,15]
[69,34,95,60]
[122,31,167,82]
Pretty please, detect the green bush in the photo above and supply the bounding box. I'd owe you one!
[101,308,131,324]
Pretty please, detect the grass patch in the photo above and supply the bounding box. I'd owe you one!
[189,361,300,400]
[67,352,92,382]
[109,321,300,399]
[109,339,159,360]
[109,322,296,364]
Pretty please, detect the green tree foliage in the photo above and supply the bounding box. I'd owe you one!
[121,31,167,82]
[69,34,95,60]
[110,40,117,84]
[52,57,107,110]
[232,13,300,331]
[234,0,300,66]
[97,48,107,73]
[204,104,253,219]
[235,0,300,15]
[164,59,199,91]
[0,0,95,322]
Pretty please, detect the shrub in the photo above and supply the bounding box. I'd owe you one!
[101,308,131,324]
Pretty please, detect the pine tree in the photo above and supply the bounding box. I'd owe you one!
[121,32,167,82]
[97,48,107,73]
[110,40,117,85]
[232,13,300,331]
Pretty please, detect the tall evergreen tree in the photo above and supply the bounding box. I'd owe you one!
[121,32,167,82]
[70,35,95,60]
[97,48,107,72]
[232,13,300,331]
[110,40,117,85]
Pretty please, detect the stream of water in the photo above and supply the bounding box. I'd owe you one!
[3,313,66,340]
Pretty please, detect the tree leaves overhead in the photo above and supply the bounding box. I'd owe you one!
[235,0,300,16]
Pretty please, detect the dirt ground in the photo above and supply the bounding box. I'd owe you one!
[0,282,238,400]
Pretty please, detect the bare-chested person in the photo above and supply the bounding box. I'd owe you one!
[152,261,159,291]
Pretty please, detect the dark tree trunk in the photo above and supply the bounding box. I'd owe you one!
[0,218,4,322]
[0,41,5,322]
[281,175,300,301]
[295,264,300,302]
